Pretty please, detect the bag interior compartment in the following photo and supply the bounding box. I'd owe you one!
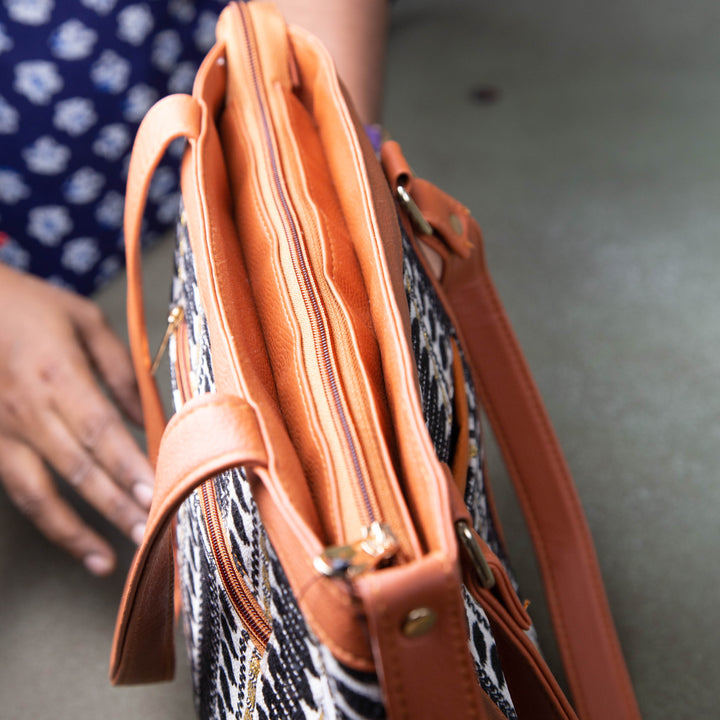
[215,10,421,561]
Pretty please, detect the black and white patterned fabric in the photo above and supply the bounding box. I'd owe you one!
[171,208,520,719]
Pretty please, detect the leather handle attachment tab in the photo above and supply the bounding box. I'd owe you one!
[110,392,268,684]
[124,93,202,465]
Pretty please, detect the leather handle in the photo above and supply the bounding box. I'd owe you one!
[124,93,203,465]
[110,392,268,684]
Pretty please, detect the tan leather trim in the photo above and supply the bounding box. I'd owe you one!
[110,394,268,684]
[478,586,578,720]
[357,554,499,720]
[450,337,470,495]
[124,93,202,464]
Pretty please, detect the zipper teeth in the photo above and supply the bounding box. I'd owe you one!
[199,481,272,651]
[175,321,190,400]
[174,321,271,651]
[238,6,377,524]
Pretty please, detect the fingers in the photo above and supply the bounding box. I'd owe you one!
[0,270,154,572]
[0,435,116,576]
[45,353,155,509]
[28,410,148,546]
[69,297,145,427]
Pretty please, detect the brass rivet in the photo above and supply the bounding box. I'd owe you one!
[449,213,463,235]
[402,607,437,637]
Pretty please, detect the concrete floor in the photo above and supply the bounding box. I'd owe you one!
[1,0,718,717]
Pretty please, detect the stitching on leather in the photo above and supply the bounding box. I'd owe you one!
[441,557,483,717]
[319,37,454,555]
[164,397,258,444]
[177,71,378,672]
[332,77,450,549]
[275,82,392,538]
[280,567,374,669]
[257,139,335,513]
[473,275,631,715]
[266,84,349,542]
[470,290,577,691]
[224,103,329,520]
[371,578,406,720]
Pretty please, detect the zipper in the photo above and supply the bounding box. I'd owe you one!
[171,313,272,652]
[152,305,185,376]
[199,478,272,651]
[235,4,404,573]
[314,521,399,578]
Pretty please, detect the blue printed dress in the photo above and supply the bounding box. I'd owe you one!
[0,0,229,295]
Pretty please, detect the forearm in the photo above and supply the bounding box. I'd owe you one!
[273,0,389,125]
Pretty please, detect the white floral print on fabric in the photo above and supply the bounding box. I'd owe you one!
[167,61,196,94]
[0,169,30,203]
[90,50,131,93]
[61,237,101,274]
[116,4,154,45]
[0,237,31,268]
[0,95,19,133]
[122,83,158,122]
[50,20,99,60]
[194,11,220,51]
[46,274,75,290]
[63,167,106,204]
[0,22,14,53]
[168,0,195,24]
[22,136,71,174]
[95,191,124,228]
[151,29,181,71]
[0,0,229,294]
[156,193,180,225]
[96,255,122,283]
[80,0,117,15]
[148,166,176,202]
[92,123,131,160]
[27,205,73,245]
[4,0,54,26]
[53,97,98,136]
[14,60,63,104]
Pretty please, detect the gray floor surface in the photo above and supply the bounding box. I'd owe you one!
[1,0,718,717]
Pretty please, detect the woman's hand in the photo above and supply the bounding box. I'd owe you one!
[0,264,153,576]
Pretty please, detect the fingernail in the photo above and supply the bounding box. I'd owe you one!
[84,553,114,576]
[133,482,154,508]
[131,521,146,545]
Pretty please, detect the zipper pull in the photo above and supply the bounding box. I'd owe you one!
[151,305,185,375]
[314,522,399,579]
[397,185,433,236]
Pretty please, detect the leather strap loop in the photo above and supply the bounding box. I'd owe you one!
[110,393,268,684]
[124,93,203,465]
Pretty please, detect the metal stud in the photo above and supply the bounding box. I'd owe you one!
[402,607,437,637]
